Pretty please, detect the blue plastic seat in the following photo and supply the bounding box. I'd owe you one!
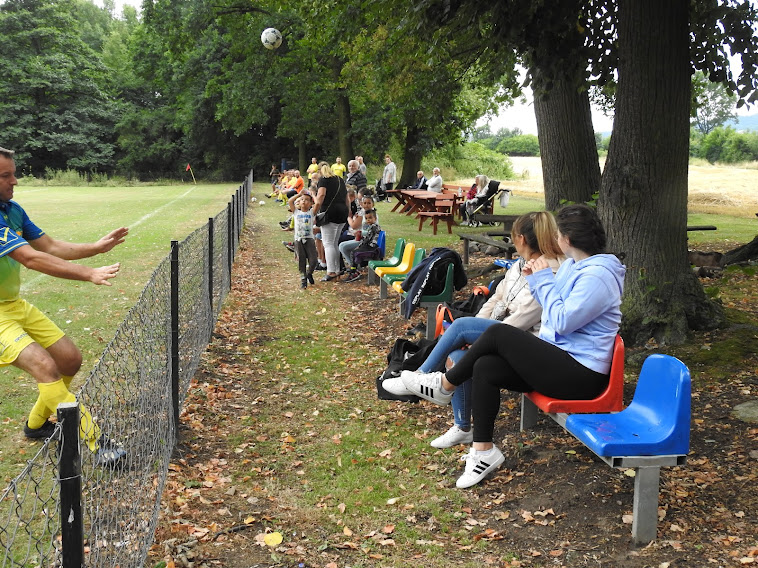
[493,258,516,270]
[565,354,691,457]
[376,230,386,260]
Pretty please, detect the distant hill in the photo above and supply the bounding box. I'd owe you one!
[725,113,758,131]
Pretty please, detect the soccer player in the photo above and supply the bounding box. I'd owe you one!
[0,147,128,466]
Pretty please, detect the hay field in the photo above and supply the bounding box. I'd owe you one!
[505,156,758,217]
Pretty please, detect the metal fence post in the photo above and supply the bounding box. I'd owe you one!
[58,402,83,568]
[227,203,233,277]
[208,218,214,323]
[170,240,180,443]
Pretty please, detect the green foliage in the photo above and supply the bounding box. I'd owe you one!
[423,142,514,180]
[496,134,540,156]
[0,0,120,173]
[698,127,758,164]
[691,71,738,135]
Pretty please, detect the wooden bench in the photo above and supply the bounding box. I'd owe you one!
[457,231,516,265]
[418,197,457,235]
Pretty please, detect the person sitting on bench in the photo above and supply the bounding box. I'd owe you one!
[409,171,427,189]
[461,175,490,224]
[399,204,626,489]
[383,212,563,448]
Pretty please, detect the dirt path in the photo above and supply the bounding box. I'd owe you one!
[147,214,758,568]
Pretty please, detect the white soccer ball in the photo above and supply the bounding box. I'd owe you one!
[261,28,282,50]
[259,200,266,206]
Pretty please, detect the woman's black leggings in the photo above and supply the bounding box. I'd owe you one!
[445,324,609,443]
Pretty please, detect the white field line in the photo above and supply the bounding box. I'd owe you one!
[20,186,199,291]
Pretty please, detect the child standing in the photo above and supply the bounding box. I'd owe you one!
[344,209,381,283]
[293,194,318,288]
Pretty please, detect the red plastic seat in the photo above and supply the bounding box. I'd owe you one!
[525,334,625,413]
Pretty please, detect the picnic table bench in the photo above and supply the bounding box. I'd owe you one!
[457,230,516,265]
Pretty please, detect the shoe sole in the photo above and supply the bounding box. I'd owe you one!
[456,452,505,488]
[430,434,474,449]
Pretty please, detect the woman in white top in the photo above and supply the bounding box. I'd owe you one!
[463,174,490,223]
[382,154,397,192]
[426,167,443,193]
[383,211,564,448]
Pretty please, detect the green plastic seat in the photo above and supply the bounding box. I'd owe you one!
[368,238,405,284]
[399,263,455,339]
[379,248,426,299]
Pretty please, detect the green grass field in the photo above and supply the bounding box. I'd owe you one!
[0,182,242,478]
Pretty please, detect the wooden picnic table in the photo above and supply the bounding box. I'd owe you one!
[385,189,409,213]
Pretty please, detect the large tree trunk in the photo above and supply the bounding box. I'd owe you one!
[335,88,354,161]
[533,68,601,211]
[398,124,423,188]
[297,139,307,174]
[599,0,724,346]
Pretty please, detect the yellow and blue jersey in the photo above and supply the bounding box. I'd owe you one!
[0,201,45,302]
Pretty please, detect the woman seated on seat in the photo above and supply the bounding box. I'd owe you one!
[460,175,489,225]
[383,211,563,448]
[399,204,626,489]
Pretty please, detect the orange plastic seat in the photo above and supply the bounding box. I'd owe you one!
[524,334,625,417]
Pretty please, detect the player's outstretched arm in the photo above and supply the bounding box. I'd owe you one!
[30,227,128,260]
[9,245,121,285]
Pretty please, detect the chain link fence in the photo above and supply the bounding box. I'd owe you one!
[0,172,252,568]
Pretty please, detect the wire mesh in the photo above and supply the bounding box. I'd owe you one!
[0,174,251,568]
[0,427,61,568]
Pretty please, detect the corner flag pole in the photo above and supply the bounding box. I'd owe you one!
[186,163,196,184]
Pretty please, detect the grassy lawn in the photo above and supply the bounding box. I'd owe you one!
[0,182,242,481]
[146,182,758,567]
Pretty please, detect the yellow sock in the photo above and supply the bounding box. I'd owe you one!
[27,375,77,429]
[38,380,101,452]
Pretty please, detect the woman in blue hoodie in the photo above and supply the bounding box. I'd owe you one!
[400,204,626,489]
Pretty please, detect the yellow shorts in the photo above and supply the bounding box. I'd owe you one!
[0,299,65,367]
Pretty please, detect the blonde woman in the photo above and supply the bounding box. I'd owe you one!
[384,211,563,448]
[312,162,349,281]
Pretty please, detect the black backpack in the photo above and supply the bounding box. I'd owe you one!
[376,337,438,402]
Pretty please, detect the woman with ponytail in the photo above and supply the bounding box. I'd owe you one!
[399,204,626,488]
[384,211,563,447]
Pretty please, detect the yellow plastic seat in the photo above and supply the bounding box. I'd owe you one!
[375,243,416,278]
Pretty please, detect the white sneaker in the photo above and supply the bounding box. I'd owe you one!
[400,370,452,405]
[382,376,412,396]
[456,446,505,489]
[430,425,473,448]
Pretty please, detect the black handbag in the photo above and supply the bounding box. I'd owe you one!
[315,177,343,226]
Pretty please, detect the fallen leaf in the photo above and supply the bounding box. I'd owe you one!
[263,532,283,547]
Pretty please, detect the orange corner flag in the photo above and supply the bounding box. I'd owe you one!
[185,163,196,184]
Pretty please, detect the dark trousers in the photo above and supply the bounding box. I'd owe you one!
[295,239,318,276]
[445,324,608,443]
